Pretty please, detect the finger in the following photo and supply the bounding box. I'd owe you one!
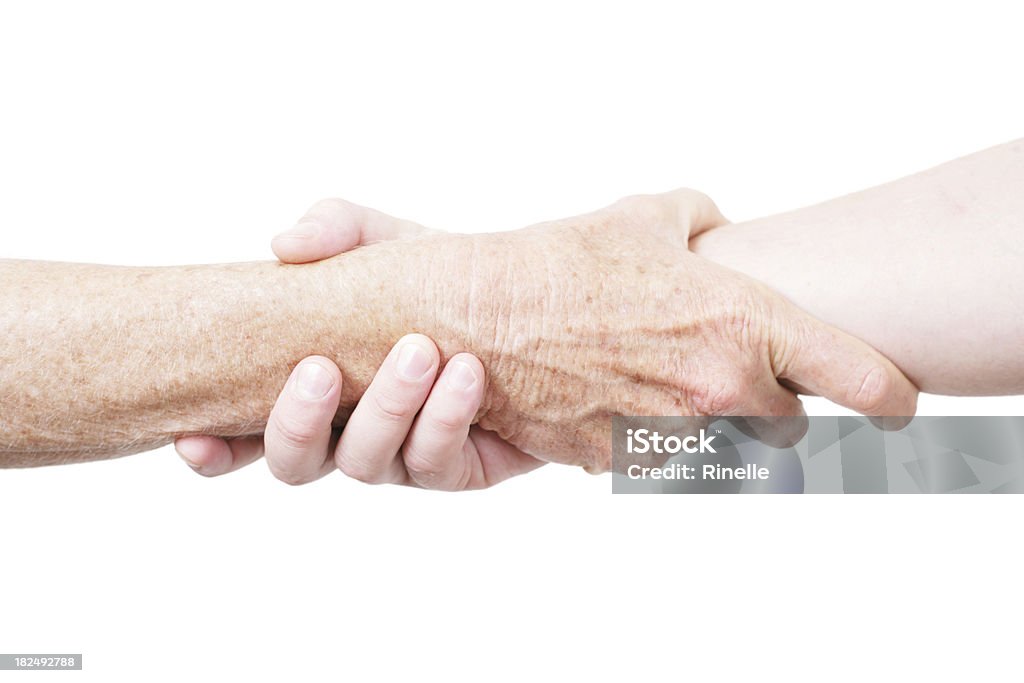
[401,353,485,490]
[774,311,919,418]
[272,198,430,263]
[263,357,343,486]
[608,188,729,242]
[175,435,265,477]
[653,187,731,240]
[868,415,914,431]
[334,334,439,485]
[731,415,810,448]
[729,381,809,448]
[464,426,547,489]
[737,374,806,448]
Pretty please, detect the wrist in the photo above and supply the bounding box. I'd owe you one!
[291,232,481,410]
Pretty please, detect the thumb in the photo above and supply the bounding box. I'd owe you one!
[772,306,919,418]
[272,198,432,263]
[607,188,729,243]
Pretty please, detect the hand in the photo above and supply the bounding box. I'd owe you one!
[380,188,919,472]
[175,201,543,490]
[180,189,919,478]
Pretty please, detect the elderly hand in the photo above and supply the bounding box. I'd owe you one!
[410,189,918,471]
[179,189,918,481]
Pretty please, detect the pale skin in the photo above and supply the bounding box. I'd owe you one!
[0,191,916,478]
[2,141,1019,488]
[693,139,1024,395]
[176,140,1024,489]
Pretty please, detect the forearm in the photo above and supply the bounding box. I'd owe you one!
[0,249,431,466]
[692,140,1024,395]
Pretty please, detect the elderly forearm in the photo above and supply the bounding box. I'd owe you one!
[1,194,922,472]
[691,140,1024,395]
[0,250,429,466]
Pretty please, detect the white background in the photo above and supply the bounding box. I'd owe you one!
[1,1,1021,680]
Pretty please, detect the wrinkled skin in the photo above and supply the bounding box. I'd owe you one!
[321,190,916,473]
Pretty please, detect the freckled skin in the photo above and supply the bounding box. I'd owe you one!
[0,217,732,470]
[10,142,1019,474]
[0,191,916,471]
[395,194,912,472]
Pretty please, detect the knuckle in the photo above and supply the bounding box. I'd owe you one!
[267,462,313,486]
[849,365,891,414]
[336,458,374,483]
[669,187,712,208]
[721,304,768,350]
[370,388,419,424]
[613,193,659,222]
[335,449,386,484]
[769,308,814,376]
[615,193,650,207]
[271,411,322,449]
[691,376,746,415]
[402,445,446,482]
[428,403,473,432]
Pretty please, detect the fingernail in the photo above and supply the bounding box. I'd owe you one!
[175,446,204,473]
[396,342,433,381]
[293,361,335,400]
[446,360,478,391]
[276,221,319,241]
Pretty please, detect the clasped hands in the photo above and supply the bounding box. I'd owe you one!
[175,190,917,489]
